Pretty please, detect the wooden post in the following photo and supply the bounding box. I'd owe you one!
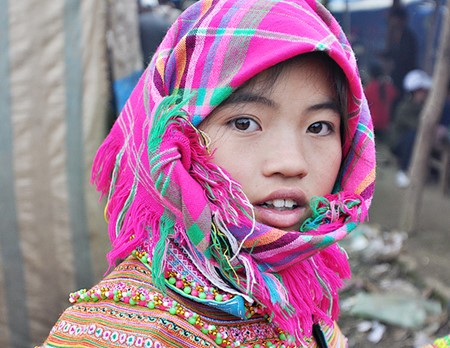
[400,3,450,232]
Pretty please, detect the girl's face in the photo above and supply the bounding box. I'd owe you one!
[200,56,343,231]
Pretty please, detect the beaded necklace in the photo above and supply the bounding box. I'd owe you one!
[69,249,301,347]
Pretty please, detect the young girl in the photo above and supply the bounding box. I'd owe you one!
[40,0,375,347]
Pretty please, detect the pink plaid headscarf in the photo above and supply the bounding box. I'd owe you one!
[92,0,376,343]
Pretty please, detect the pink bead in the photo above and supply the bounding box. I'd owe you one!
[191,289,199,297]
[206,294,214,300]
[176,281,184,288]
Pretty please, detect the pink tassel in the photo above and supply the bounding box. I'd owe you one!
[259,246,350,344]
[91,125,124,198]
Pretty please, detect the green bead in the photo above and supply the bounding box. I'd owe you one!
[183,286,192,294]
[201,328,209,334]
[129,298,136,305]
[215,294,223,302]
[199,292,206,299]
[168,277,176,285]
[215,336,223,344]
[169,307,177,315]
[147,301,155,309]
[188,316,196,325]
[279,333,286,340]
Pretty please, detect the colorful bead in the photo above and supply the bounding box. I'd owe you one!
[434,335,450,348]
[67,251,299,348]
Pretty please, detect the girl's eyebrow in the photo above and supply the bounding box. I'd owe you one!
[307,100,340,114]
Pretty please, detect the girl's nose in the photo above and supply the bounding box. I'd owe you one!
[261,134,308,178]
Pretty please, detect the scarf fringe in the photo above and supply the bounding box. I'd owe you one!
[151,213,175,290]
[260,245,349,344]
[91,125,123,201]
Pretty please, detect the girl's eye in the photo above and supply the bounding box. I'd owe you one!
[229,117,261,132]
[307,121,334,135]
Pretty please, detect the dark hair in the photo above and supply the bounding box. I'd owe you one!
[228,52,350,141]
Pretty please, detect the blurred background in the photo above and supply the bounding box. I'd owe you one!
[0,0,448,347]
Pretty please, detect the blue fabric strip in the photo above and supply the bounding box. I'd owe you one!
[0,1,31,347]
[113,70,143,111]
[63,0,93,288]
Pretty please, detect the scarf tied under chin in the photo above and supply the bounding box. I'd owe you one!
[94,96,368,343]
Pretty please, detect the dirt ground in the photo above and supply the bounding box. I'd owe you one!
[338,144,450,347]
[370,145,449,292]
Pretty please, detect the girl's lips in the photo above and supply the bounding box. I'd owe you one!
[254,205,308,231]
[252,189,309,231]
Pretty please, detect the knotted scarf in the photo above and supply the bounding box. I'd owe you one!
[92,0,376,344]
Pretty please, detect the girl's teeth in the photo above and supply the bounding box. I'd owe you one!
[263,199,297,209]
[285,199,294,208]
[273,199,284,208]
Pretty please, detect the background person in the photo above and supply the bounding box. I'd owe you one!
[364,61,399,142]
[389,69,432,188]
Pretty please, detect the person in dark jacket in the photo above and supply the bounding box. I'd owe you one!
[389,69,431,188]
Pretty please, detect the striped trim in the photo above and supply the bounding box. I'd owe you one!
[0,1,32,347]
[63,0,93,288]
[322,322,348,347]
